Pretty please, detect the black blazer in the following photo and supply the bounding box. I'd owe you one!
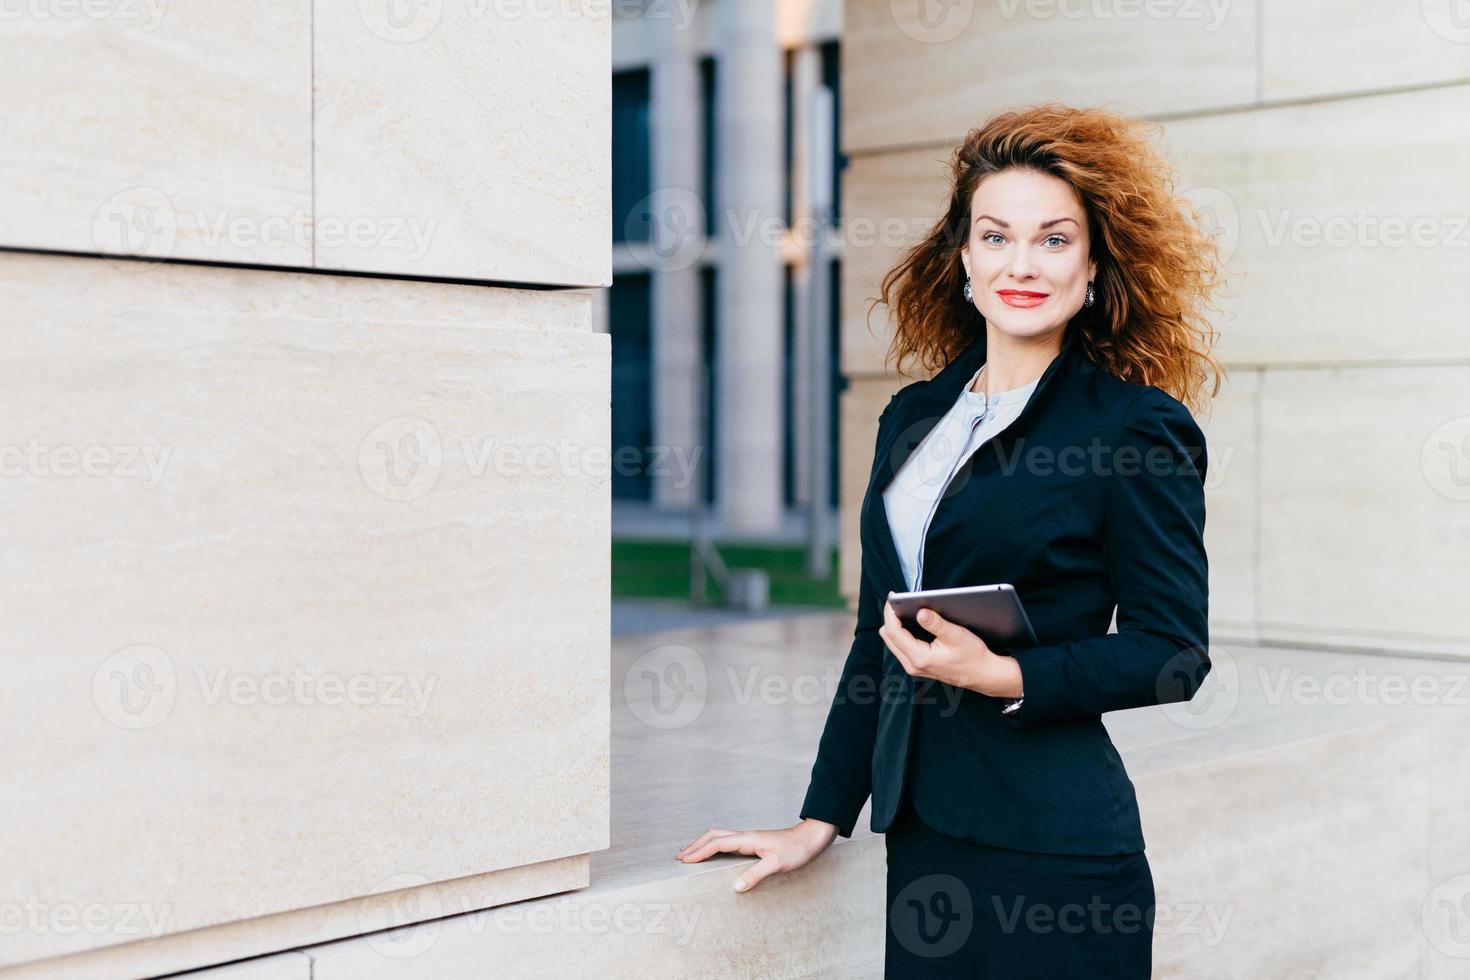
[799,325,1211,855]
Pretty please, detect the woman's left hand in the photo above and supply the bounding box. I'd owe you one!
[879,597,1024,699]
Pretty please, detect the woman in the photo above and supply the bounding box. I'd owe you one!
[677,103,1225,977]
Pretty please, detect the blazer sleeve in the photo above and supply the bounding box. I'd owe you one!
[1000,386,1211,728]
[798,395,898,837]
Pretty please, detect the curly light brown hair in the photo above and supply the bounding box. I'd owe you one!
[873,102,1227,415]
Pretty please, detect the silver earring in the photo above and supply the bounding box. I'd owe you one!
[963,277,973,302]
[1084,279,1095,308]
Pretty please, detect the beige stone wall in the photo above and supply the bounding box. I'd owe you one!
[0,3,610,977]
[841,0,1470,657]
[0,1,610,286]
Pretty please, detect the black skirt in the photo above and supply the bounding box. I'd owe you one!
[884,792,1156,978]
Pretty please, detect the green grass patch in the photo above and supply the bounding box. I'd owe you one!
[612,537,846,608]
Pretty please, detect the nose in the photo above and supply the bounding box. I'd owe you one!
[1006,245,1038,280]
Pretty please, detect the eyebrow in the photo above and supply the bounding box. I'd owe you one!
[975,215,1079,230]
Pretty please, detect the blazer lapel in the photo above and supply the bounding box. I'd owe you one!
[862,326,1083,598]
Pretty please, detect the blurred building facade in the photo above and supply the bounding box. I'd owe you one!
[610,0,846,535]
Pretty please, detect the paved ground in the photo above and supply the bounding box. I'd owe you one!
[611,597,817,637]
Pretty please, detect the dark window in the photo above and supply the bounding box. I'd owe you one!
[613,69,652,243]
[829,257,845,508]
[700,265,718,507]
[782,263,795,507]
[783,47,794,228]
[699,56,718,238]
[609,272,653,500]
[819,41,844,227]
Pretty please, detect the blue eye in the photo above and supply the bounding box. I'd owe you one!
[1045,235,1069,247]
[981,232,1005,245]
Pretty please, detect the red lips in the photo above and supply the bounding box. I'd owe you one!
[996,289,1049,308]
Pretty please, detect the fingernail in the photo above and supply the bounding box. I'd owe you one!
[734,879,749,892]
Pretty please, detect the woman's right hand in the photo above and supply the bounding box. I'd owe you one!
[675,818,840,892]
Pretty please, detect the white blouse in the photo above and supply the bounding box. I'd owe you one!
[883,364,1040,593]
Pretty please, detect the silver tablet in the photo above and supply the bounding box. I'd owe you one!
[885,583,1038,648]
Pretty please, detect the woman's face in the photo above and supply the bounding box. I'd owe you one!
[960,167,1097,341]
